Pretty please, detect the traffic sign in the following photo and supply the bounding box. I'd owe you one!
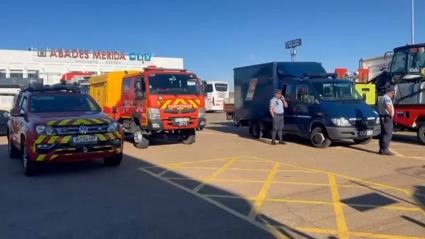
[285,39,302,49]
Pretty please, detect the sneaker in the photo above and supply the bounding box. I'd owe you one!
[271,141,277,145]
[279,141,286,145]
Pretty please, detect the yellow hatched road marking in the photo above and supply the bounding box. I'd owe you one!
[349,231,425,239]
[139,168,288,239]
[328,173,349,239]
[193,157,239,192]
[249,163,281,219]
[36,154,46,161]
[48,136,58,144]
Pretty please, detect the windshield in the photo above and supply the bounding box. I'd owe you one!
[215,83,228,92]
[149,74,201,95]
[408,47,425,73]
[206,84,213,93]
[312,82,362,101]
[30,94,101,113]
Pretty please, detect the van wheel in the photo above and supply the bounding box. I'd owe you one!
[249,121,263,139]
[181,129,196,145]
[418,125,425,145]
[22,143,37,176]
[310,127,331,148]
[133,131,149,149]
[104,153,123,167]
[353,137,372,145]
[8,134,20,159]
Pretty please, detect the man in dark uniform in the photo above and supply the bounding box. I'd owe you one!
[269,89,288,145]
[378,86,396,155]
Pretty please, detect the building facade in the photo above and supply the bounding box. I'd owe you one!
[0,48,184,85]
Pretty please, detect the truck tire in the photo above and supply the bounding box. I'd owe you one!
[133,131,150,149]
[8,134,20,159]
[249,121,263,139]
[418,125,425,145]
[104,153,123,167]
[182,129,196,145]
[353,137,372,145]
[310,127,331,148]
[21,142,37,176]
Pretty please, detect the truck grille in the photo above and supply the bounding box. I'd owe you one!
[349,118,376,130]
[163,109,197,114]
[54,124,109,135]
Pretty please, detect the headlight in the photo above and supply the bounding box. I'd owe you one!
[331,117,351,127]
[148,108,161,120]
[198,107,206,119]
[35,125,55,135]
[375,117,380,125]
[107,121,119,132]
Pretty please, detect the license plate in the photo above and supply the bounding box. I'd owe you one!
[72,135,98,144]
[173,118,189,126]
[359,130,373,137]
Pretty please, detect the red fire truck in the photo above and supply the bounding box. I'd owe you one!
[89,67,206,148]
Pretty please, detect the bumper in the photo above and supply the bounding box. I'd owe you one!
[326,125,380,140]
[30,132,123,162]
[146,118,205,131]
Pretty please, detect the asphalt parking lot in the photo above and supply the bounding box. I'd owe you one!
[1,112,425,239]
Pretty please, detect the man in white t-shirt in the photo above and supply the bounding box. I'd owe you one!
[269,89,288,145]
[377,86,395,156]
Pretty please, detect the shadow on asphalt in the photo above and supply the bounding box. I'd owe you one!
[392,133,423,146]
[0,143,318,239]
[413,185,425,212]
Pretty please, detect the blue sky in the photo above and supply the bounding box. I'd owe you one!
[0,0,424,87]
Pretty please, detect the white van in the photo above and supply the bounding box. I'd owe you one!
[205,81,229,111]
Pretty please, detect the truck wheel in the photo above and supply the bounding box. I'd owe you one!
[133,131,150,149]
[249,121,263,139]
[104,153,123,167]
[8,134,20,159]
[353,137,372,145]
[418,125,425,145]
[310,127,331,148]
[21,143,36,176]
[182,129,196,145]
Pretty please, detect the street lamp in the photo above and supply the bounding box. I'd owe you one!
[411,0,415,44]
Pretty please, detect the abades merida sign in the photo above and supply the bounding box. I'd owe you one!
[37,48,152,62]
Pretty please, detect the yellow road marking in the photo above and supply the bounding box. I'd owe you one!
[349,231,425,239]
[294,226,338,235]
[139,168,288,239]
[267,197,331,206]
[249,163,280,219]
[328,173,349,239]
[193,157,239,192]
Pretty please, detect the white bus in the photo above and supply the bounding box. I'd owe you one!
[205,81,229,111]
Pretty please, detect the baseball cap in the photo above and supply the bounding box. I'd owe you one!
[274,89,282,94]
[387,85,396,93]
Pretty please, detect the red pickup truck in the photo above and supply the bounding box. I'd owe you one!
[7,86,124,176]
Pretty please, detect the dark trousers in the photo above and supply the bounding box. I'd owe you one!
[379,116,393,151]
[272,114,284,142]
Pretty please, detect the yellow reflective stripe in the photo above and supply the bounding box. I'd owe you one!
[97,134,107,141]
[61,136,72,144]
[47,120,56,126]
[161,100,172,110]
[58,119,71,126]
[195,99,201,105]
[107,133,115,140]
[114,131,121,138]
[36,154,46,161]
[50,154,58,160]
[188,100,198,109]
[48,136,58,144]
[92,118,103,124]
[35,135,46,144]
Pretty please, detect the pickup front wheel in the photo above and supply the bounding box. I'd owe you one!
[22,143,37,176]
[8,134,20,159]
[104,153,123,167]
[418,125,425,145]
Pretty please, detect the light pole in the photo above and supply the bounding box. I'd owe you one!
[411,0,415,44]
